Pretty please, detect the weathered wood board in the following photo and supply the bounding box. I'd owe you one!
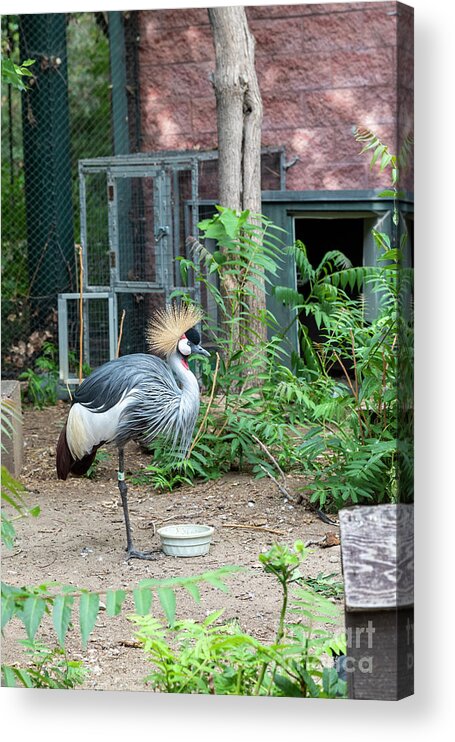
[339,504,414,700]
[339,504,414,610]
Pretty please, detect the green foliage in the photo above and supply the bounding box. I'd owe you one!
[144,208,304,488]
[354,126,413,190]
[145,186,412,512]
[67,349,92,380]
[302,572,345,600]
[84,448,110,479]
[1,566,241,686]
[268,133,413,510]
[1,398,19,451]
[86,122,411,516]
[19,341,60,408]
[131,542,346,697]
[185,206,284,345]
[2,640,86,689]
[131,611,267,695]
[274,235,408,510]
[132,455,201,491]
[1,465,40,550]
[273,239,378,372]
[1,56,35,91]
[1,20,34,358]
[1,568,242,649]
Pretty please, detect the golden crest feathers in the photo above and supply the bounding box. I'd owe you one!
[147,304,204,357]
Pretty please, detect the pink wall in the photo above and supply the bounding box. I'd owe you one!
[137,2,413,192]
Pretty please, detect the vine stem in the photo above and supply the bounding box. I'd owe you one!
[254,577,289,695]
[214,333,283,438]
[349,329,359,400]
[333,350,369,442]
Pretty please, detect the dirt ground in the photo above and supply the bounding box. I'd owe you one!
[1,401,343,692]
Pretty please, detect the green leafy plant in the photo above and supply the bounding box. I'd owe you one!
[130,542,346,697]
[141,207,305,489]
[268,130,413,511]
[302,572,344,600]
[141,200,403,508]
[1,567,241,644]
[131,452,204,491]
[273,239,377,373]
[1,567,242,689]
[67,348,92,380]
[1,56,35,91]
[274,241,406,510]
[2,640,87,689]
[141,134,412,512]
[1,465,40,550]
[84,448,110,479]
[19,341,60,408]
[1,399,40,548]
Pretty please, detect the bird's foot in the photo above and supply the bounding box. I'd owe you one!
[125,547,160,562]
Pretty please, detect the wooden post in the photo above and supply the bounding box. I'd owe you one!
[339,503,414,700]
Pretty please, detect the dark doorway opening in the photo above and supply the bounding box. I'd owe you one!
[294,217,364,289]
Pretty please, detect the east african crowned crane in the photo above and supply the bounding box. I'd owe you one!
[56,304,210,560]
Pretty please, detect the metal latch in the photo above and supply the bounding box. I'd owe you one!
[155,226,169,243]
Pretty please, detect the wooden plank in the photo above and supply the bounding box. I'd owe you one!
[339,504,414,610]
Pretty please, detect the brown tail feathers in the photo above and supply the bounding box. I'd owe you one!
[56,424,99,480]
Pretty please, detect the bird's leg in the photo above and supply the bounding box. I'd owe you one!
[117,449,158,561]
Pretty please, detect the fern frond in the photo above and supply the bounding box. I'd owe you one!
[325,266,380,292]
[287,241,315,283]
[186,236,216,268]
[273,286,304,307]
[315,250,352,276]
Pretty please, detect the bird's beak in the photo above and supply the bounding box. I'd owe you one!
[190,343,211,358]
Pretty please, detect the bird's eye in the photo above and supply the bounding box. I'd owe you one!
[178,338,191,356]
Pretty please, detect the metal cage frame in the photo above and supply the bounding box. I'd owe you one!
[58,147,286,384]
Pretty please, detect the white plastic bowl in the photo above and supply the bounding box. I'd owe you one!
[157,523,215,557]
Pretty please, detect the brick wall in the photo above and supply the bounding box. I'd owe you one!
[136,1,413,192]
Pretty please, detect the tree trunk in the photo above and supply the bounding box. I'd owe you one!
[208,6,265,346]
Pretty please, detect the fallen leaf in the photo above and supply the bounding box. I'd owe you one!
[321,532,340,548]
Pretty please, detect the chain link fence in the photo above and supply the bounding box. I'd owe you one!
[1,12,131,378]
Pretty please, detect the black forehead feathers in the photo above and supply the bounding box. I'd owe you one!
[185,326,200,345]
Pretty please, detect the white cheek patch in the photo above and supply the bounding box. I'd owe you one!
[178,338,191,356]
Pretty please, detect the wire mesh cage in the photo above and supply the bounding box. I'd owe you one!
[1,12,116,376]
[58,294,113,381]
[1,11,285,384]
[61,148,284,384]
